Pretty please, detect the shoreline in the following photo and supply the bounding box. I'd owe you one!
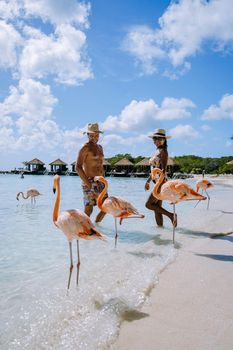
[111,230,233,350]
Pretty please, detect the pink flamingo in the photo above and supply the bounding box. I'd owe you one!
[53,175,106,291]
[195,179,213,209]
[16,188,41,204]
[94,176,145,247]
[151,168,206,243]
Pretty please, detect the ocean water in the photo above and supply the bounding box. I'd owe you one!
[0,174,232,350]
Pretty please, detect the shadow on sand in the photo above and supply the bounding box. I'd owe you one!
[195,253,233,263]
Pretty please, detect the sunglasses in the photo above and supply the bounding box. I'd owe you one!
[152,137,164,141]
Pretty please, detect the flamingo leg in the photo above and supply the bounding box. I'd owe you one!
[67,241,73,292]
[76,240,80,288]
[172,204,176,244]
[205,190,210,210]
[114,218,118,248]
[194,199,201,208]
[195,189,203,208]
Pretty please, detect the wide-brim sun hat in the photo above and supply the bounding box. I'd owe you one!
[83,123,103,134]
[148,128,171,139]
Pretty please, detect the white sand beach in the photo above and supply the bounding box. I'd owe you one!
[112,177,233,350]
[112,232,233,350]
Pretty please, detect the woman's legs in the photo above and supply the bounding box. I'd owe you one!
[145,193,176,227]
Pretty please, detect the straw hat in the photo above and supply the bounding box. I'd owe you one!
[83,123,103,134]
[148,128,171,139]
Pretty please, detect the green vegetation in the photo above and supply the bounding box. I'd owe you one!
[174,155,233,174]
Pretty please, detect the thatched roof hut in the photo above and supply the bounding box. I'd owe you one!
[49,158,68,174]
[114,158,134,166]
[167,157,176,166]
[134,158,150,174]
[135,158,150,166]
[114,158,134,173]
[226,160,233,165]
[24,158,46,173]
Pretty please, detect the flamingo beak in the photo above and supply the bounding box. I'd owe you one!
[53,188,56,194]
[190,188,206,200]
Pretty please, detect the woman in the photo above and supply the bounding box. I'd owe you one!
[145,128,177,227]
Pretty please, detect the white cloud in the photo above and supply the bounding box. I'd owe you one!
[19,24,92,85]
[101,99,159,132]
[122,25,165,74]
[23,0,90,27]
[156,97,195,120]
[0,1,92,85]
[0,127,16,148]
[0,0,90,27]
[0,0,21,20]
[123,0,233,75]
[101,97,195,132]
[201,94,233,120]
[0,78,88,153]
[0,79,60,150]
[0,20,22,69]
[63,128,84,151]
[0,115,13,126]
[2,79,57,127]
[169,124,199,139]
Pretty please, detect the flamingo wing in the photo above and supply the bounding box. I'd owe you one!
[28,188,41,196]
[102,196,139,217]
[56,209,105,241]
[159,181,185,203]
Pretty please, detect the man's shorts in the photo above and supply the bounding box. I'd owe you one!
[82,177,107,207]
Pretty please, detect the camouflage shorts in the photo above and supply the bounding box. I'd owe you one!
[82,177,107,206]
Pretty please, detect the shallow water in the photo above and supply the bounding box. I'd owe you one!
[0,174,232,350]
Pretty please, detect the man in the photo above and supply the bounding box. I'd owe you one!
[76,123,106,222]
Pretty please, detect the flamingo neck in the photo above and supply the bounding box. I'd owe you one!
[17,191,27,199]
[53,180,60,224]
[97,178,108,210]
[152,169,164,200]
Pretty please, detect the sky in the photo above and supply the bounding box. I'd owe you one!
[0,0,233,170]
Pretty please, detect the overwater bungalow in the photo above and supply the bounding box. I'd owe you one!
[111,158,134,177]
[103,159,111,176]
[70,161,78,176]
[49,158,68,175]
[23,158,46,175]
[134,158,150,177]
[167,157,177,177]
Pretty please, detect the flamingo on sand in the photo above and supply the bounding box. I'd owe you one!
[195,179,213,209]
[16,188,41,204]
[52,175,105,291]
[151,168,206,243]
[94,176,145,247]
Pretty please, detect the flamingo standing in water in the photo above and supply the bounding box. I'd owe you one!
[52,175,106,291]
[195,179,213,209]
[151,168,206,243]
[16,188,41,204]
[94,176,145,247]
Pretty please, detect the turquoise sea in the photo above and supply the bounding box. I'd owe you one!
[0,174,232,350]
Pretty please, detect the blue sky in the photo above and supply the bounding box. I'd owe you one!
[0,0,233,170]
